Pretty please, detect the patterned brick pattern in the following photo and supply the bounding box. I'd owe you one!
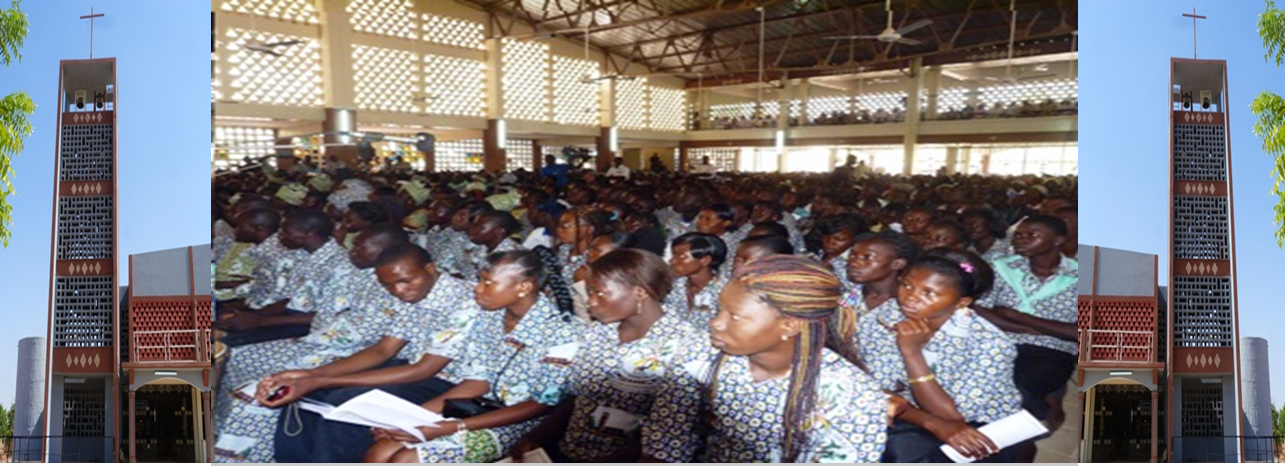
[131,301,202,362]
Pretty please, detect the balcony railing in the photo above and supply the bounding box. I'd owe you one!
[1082,329,1155,363]
[131,329,211,363]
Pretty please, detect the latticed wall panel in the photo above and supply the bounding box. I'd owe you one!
[52,277,113,348]
[219,0,318,24]
[214,126,276,162]
[353,45,419,113]
[420,13,484,49]
[1173,124,1227,181]
[650,87,687,132]
[1173,196,1229,260]
[502,39,550,122]
[551,56,599,127]
[506,140,533,172]
[62,384,105,437]
[977,78,1077,107]
[347,0,417,39]
[1078,299,1092,331]
[806,96,848,121]
[1172,276,1232,348]
[615,78,647,130]
[1089,301,1157,361]
[854,91,908,112]
[56,196,113,261]
[131,301,199,361]
[423,54,485,117]
[436,139,484,171]
[225,28,322,107]
[59,124,113,181]
[1181,385,1224,437]
[688,148,738,172]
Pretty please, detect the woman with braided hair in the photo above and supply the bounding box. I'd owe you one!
[868,248,1024,462]
[362,246,583,463]
[640,255,887,463]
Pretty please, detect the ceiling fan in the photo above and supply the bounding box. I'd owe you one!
[984,0,1055,83]
[824,0,931,46]
[244,39,303,56]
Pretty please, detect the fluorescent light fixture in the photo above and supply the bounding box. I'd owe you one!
[154,371,178,376]
[774,130,785,153]
[65,378,86,384]
[1109,371,1133,376]
[496,119,507,149]
[609,127,619,152]
[1200,377,1222,384]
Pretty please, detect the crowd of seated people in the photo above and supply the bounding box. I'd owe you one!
[693,96,1077,130]
[212,158,1078,463]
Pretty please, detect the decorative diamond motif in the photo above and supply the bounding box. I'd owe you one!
[94,354,100,367]
[1214,354,1220,367]
[1199,263,1206,274]
[1209,184,1215,194]
[72,184,78,194]
[1212,263,1218,274]
[96,183,102,194]
[1187,354,1193,367]
[1186,262,1192,274]
[1200,354,1207,367]
[95,263,101,274]
[1185,183,1191,194]
[66,354,73,368]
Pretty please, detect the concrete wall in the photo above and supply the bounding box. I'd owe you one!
[1095,245,1155,297]
[131,246,195,297]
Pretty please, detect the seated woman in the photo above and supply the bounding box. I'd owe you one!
[509,249,706,462]
[362,249,583,463]
[860,248,1024,462]
[693,202,740,274]
[665,232,728,330]
[841,231,918,319]
[812,214,869,292]
[960,207,1012,261]
[730,234,794,275]
[641,255,888,463]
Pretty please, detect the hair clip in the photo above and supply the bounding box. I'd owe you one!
[959,262,974,273]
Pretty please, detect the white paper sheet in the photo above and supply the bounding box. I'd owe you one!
[296,389,446,442]
[940,409,1049,463]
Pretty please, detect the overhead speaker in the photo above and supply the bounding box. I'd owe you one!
[415,132,435,153]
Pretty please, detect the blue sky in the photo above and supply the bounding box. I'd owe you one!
[1081,1,1285,406]
[0,1,209,407]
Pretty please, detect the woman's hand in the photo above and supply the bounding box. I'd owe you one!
[929,420,999,460]
[886,393,911,422]
[894,319,937,352]
[370,427,423,444]
[255,376,317,408]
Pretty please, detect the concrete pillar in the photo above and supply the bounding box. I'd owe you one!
[678,146,690,173]
[320,0,356,109]
[1151,389,1159,463]
[203,391,214,463]
[902,57,924,175]
[595,127,613,171]
[797,80,810,127]
[944,147,959,175]
[128,389,136,463]
[1078,390,1086,463]
[483,119,506,174]
[531,140,542,171]
[323,108,358,169]
[925,65,942,119]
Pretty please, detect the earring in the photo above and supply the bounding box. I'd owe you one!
[518,292,527,298]
[780,334,789,341]
[635,300,643,316]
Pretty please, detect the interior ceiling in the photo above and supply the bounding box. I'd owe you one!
[458,0,1078,85]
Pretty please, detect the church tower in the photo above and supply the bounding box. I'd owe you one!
[1167,57,1244,462]
[40,57,118,463]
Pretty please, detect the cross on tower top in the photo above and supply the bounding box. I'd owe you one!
[79,7,105,59]
[1182,7,1206,59]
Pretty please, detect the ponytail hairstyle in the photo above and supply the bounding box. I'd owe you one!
[710,255,856,463]
[484,246,576,321]
[912,248,994,300]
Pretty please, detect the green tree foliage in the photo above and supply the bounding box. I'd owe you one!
[1253,0,1285,248]
[0,0,31,249]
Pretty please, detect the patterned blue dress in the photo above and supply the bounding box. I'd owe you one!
[410,295,584,462]
[856,302,1024,423]
[986,254,1079,356]
[664,275,726,333]
[558,310,707,461]
[641,348,888,462]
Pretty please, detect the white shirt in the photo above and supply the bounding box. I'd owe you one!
[606,164,632,180]
[692,163,717,176]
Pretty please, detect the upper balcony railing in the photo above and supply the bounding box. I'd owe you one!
[1080,329,1156,364]
[131,329,210,364]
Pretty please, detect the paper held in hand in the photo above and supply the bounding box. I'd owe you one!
[940,409,1049,463]
[297,389,447,442]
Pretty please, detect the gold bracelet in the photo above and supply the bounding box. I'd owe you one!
[908,374,937,385]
